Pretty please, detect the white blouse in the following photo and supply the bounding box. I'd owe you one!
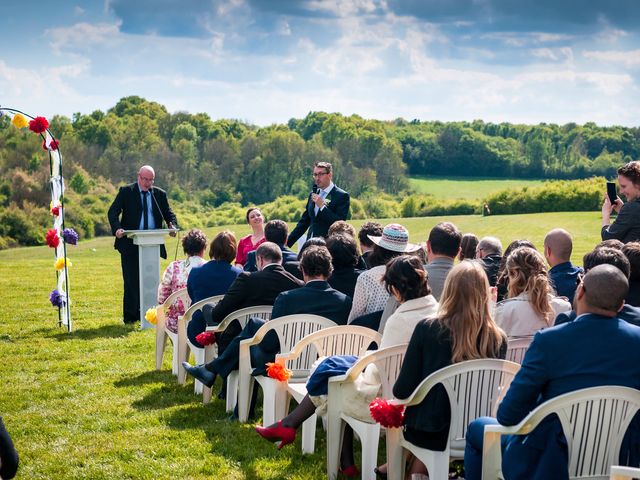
[347,265,390,322]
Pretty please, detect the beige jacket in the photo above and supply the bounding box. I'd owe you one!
[495,292,571,337]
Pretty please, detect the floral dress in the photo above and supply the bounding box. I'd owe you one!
[157,256,205,333]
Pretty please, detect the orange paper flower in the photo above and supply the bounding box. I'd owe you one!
[266,362,292,382]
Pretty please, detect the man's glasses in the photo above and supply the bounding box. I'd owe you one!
[139,175,154,183]
[312,172,329,178]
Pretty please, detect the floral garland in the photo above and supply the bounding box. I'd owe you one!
[2,108,73,330]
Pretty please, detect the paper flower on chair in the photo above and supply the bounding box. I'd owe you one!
[369,398,405,428]
[11,113,28,129]
[45,229,60,248]
[54,257,71,271]
[145,307,158,325]
[62,228,79,245]
[49,289,65,308]
[43,139,60,151]
[29,116,49,134]
[195,331,216,346]
[266,362,292,382]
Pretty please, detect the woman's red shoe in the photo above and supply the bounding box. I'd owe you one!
[255,420,296,449]
[339,465,360,477]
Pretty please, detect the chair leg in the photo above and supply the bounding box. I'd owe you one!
[326,415,345,479]
[226,372,239,413]
[386,427,405,480]
[301,413,318,454]
[177,320,189,384]
[155,321,167,371]
[359,424,380,480]
[238,374,254,423]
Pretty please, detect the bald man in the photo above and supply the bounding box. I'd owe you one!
[464,264,640,479]
[108,165,177,324]
[543,228,583,303]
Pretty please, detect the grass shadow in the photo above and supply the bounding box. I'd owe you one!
[49,323,139,341]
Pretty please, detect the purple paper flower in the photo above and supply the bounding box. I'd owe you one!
[62,228,79,245]
[49,289,65,308]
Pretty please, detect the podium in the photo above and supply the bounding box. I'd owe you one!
[125,229,177,329]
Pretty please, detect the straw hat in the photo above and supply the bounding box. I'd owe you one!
[367,223,420,253]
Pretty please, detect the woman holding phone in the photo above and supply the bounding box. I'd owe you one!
[602,161,640,244]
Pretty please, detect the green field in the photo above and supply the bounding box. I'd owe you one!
[409,176,546,200]
[0,211,602,479]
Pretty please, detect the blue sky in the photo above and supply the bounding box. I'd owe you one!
[1,0,639,126]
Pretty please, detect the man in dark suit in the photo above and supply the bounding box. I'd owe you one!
[107,165,177,324]
[243,220,297,273]
[183,244,351,386]
[182,242,303,386]
[464,264,640,479]
[287,162,350,247]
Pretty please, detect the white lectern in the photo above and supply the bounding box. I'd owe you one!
[125,229,178,329]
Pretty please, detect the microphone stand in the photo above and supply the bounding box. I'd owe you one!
[150,189,180,261]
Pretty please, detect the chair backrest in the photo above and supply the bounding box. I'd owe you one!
[157,288,190,322]
[343,343,408,399]
[610,465,640,480]
[506,336,533,364]
[214,305,274,333]
[517,386,640,479]
[254,314,337,371]
[182,294,225,322]
[403,359,521,451]
[283,325,382,373]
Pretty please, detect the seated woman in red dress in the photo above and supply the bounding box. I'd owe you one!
[235,207,266,268]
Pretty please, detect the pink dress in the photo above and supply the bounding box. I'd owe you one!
[157,256,205,333]
[235,234,266,266]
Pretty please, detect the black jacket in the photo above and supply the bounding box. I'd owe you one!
[287,185,350,246]
[328,267,363,299]
[393,319,507,433]
[272,280,352,325]
[480,254,502,287]
[107,182,177,258]
[602,198,640,243]
[208,264,304,325]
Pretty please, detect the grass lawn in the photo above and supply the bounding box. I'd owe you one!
[0,211,601,478]
[408,176,545,200]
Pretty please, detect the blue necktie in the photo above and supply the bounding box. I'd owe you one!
[142,191,149,230]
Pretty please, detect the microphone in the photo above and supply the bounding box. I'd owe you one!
[312,183,319,195]
[149,189,174,229]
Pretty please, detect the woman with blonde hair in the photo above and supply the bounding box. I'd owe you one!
[380,260,508,478]
[495,246,571,337]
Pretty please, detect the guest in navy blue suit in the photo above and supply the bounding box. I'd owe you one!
[544,228,582,304]
[554,246,640,327]
[465,264,640,480]
[186,230,242,346]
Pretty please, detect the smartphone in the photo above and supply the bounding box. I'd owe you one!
[607,182,618,204]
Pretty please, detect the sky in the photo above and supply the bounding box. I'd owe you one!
[1,0,639,126]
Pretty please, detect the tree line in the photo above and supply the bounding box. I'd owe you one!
[0,95,638,248]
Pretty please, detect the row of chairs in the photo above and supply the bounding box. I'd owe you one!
[154,292,640,480]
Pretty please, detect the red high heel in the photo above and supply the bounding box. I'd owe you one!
[339,465,360,477]
[255,420,296,449]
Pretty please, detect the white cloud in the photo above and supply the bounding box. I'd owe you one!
[46,21,123,54]
[583,49,640,67]
[305,0,381,17]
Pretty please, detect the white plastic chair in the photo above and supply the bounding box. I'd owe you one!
[611,466,640,480]
[274,325,382,454]
[177,294,224,393]
[482,386,640,480]
[387,359,521,480]
[326,343,408,479]
[237,314,337,423]
[155,287,190,375]
[505,336,533,365]
[205,305,273,407]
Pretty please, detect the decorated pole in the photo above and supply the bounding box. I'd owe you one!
[0,106,76,332]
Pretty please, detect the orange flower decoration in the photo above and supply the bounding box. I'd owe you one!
[266,362,292,382]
